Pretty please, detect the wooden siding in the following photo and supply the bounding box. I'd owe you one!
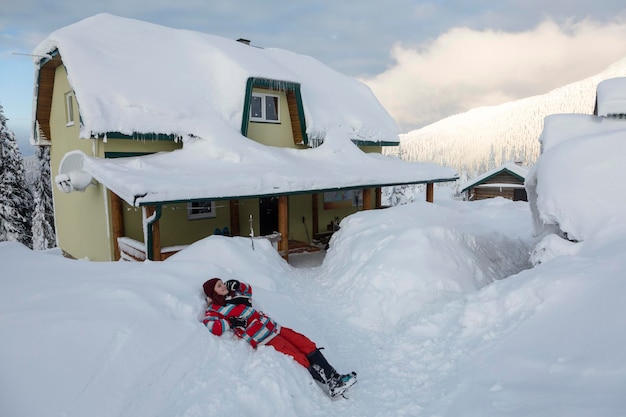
[468,171,527,201]
[286,90,304,145]
[471,187,523,201]
[35,55,64,141]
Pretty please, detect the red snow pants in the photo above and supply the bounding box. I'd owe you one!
[265,327,317,368]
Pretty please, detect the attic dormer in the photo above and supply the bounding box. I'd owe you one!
[241,77,308,148]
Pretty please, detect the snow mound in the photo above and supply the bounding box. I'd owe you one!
[321,199,534,331]
[527,116,626,242]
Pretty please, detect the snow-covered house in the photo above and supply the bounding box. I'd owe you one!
[460,162,528,201]
[31,14,457,262]
[526,77,626,242]
[594,77,626,118]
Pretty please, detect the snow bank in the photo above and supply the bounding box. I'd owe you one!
[527,115,626,242]
[0,239,330,417]
[321,198,534,331]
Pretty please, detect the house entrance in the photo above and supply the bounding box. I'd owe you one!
[259,197,279,236]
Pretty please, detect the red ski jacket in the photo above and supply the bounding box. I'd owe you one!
[203,282,281,348]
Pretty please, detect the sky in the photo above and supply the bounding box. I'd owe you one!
[2,1,626,155]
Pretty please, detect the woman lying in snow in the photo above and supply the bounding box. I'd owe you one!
[201,278,356,398]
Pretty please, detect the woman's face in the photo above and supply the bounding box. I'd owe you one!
[214,280,229,296]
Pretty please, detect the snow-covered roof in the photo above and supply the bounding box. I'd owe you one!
[539,113,626,153]
[460,162,527,193]
[33,13,397,145]
[70,136,456,205]
[35,14,457,205]
[596,77,626,117]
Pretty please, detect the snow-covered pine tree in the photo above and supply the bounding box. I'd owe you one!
[31,145,56,250]
[0,103,34,248]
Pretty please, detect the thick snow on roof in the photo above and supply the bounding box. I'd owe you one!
[79,131,456,205]
[460,162,527,192]
[539,113,626,153]
[35,14,457,205]
[33,13,397,144]
[526,113,626,242]
[596,77,626,117]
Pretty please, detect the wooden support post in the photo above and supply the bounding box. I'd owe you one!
[110,191,124,261]
[426,183,434,203]
[375,187,382,209]
[362,188,372,210]
[229,200,240,236]
[278,196,289,260]
[146,205,162,261]
[312,193,319,234]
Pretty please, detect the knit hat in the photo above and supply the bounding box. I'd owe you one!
[203,278,228,305]
[203,278,220,299]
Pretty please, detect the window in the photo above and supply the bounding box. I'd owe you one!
[323,190,363,210]
[65,91,75,126]
[250,93,279,123]
[187,200,216,220]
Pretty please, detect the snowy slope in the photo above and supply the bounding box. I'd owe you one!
[2,193,625,417]
[394,57,626,176]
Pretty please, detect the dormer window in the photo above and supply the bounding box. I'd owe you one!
[65,91,75,126]
[250,93,279,123]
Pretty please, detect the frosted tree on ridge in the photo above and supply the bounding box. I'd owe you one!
[0,103,33,248]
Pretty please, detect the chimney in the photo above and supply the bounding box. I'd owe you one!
[236,38,251,45]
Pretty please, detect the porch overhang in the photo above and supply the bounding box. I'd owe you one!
[131,176,459,207]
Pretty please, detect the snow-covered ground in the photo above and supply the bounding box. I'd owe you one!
[2,190,625,416]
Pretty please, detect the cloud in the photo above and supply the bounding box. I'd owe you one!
[362,18,626,132]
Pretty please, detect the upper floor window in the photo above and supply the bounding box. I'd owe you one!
[65,91,75,126]
[250,93,279,123]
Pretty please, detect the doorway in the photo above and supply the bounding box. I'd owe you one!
[259,197,279,236]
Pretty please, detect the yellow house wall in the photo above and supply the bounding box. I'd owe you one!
[288,194,311,243]
[48,66,112,260]
[119,200,232,247]
[246,88,297,148]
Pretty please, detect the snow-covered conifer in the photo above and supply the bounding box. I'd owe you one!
[0,103,33,248]
[31,145,56,250]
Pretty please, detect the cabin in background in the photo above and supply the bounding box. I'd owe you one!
[460,162,528,201]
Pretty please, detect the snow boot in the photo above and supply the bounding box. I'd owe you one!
[306,348,357,398]
[328,371,357,398]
